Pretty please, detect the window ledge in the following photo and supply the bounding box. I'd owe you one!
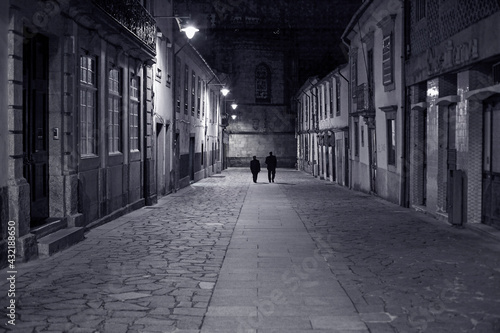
[81,154,98,159]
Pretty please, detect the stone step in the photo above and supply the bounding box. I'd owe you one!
[31,218,67,238]
[37,227,85,257]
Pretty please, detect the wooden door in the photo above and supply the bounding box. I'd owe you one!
[189,137,195,180]
[23,34,49,227]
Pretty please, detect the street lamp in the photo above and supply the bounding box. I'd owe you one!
[154,12,199,191]
[180,25,199,39]
[227,100,238,120]
[208,82,230,97]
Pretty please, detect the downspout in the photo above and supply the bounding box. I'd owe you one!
[341,36,353,190]
[171,20,178,192]
[400,1,409,207]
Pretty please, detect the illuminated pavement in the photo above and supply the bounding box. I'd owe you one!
[1,168,500,332]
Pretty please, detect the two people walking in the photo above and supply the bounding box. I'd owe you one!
[250,152,277,183]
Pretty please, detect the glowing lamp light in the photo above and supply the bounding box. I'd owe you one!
[231,103,238,110]
[231,114,237,120]
[220,88,230,96]
[181,26,199,39]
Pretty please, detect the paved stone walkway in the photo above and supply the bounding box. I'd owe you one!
[1,168,500,333]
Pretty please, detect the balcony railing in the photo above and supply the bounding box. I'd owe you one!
[355,83,368,112]
[93,0,156,51]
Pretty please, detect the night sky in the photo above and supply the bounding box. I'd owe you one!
[177,0,363,82]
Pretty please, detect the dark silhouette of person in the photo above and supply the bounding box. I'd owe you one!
[265,151,277,183]
[250,156,261,183]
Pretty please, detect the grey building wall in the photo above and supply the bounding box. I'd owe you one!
[225,40,296,168]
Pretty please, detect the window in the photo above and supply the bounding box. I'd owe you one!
[175,57,181,112]
[387,118,396,165]
[415,0,426,21]
[255,63,271,103]
[80,55,97,156]
[361,124,365,147]
[319,88,323,120]
[191,70,196,116]
[211,90,216,123]
[323,85,328,119]
[330,81,334,117]
[378,15,396,91]
[184,65,189,114]
[201,83,205,118]
[350,52,357,100]
[306,95,310,124]
[130,76,140,151]
[354,118,360,157]
[382,34,394,86]
[336,78,341,116]
[108,68,122,153]
[367,49,374,99]
[305,137,309,161]
[197,77,202,118]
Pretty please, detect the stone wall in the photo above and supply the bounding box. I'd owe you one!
[228,133,296,168]
[224,39,297,167]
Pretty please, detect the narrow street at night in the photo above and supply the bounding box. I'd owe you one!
[1,169,499,333]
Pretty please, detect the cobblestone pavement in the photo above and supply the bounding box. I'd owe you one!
[279,171,500,333]
[1,168,500,333]
[1,171,248,333]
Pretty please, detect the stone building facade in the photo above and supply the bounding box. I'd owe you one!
[2,0,157,264]
[342,0,405,204]
[224,35,296,168]
[296,65,350,187]
[406,0,500,228]
[296,77,319,176]
[0,0,224,267]
[317,65,350,186]
[295,0,500,232]
[173,42,223,189]
[177,1,300,169]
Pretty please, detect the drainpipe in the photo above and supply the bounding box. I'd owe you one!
[341,37,353,190]
[400,1,409,207]
[171,20,179,192]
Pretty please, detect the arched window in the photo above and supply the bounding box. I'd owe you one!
[255,63,271,103]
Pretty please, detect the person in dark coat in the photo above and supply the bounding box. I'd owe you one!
[250,156,261,183]
[265,151,277,183]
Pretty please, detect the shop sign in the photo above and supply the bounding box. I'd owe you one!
[427,39,479,75]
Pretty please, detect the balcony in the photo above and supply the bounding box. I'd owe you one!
[355,83,368,112]
[93,0,156,52]
[353,83,374,117]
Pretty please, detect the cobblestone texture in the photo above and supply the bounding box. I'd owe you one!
[1,169,500,333]
[280,172,500,333]
[1,171,248,333]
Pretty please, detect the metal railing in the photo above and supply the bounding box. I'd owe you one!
[355,83,369,112]
[93,0,156,51]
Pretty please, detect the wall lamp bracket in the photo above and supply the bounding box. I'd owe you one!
[154,15,199,39]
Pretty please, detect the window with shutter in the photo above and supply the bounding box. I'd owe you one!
[382,34,393,86]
